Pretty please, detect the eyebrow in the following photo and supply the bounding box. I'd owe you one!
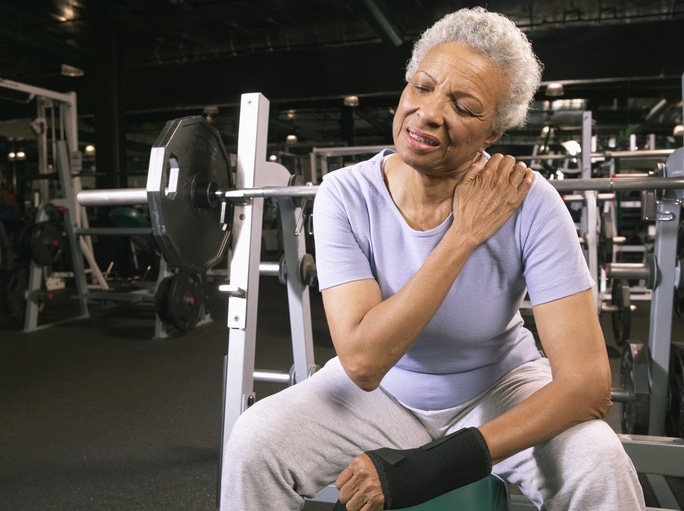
[414,70,482,100]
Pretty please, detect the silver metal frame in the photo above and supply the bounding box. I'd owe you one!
[217,93,317,509]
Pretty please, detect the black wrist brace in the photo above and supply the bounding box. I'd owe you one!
[365,427,492,509]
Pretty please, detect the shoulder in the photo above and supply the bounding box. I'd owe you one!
[319,149,391,189]
[520,172,567,216]
[315,149,393,208]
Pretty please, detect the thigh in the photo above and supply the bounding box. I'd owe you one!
[452,359,642,509]
[225,357,433,490]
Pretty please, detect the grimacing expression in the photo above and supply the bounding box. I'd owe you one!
[392,42,508,177]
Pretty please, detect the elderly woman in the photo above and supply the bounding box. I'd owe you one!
[222,7,644,510]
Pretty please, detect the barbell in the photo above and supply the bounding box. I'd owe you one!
[77,115,684,274]
[78,117,317,273]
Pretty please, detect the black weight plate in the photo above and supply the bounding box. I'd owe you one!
[30,221,64,266]
[154,275,175,326]
[620,341,651,434]
[165,272,203,332]
[146,116,232,273]
[611,278,631,347]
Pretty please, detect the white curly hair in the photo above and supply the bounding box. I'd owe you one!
[405,7,542,133]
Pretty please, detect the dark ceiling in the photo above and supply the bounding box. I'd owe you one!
[1,0,684,178]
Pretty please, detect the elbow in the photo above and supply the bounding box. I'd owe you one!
[588,385,613,420]
[577,371,613,420]
[592,380,613,419]
[356,379,382,392]
[338,358,384,392]
[592,364,614,419]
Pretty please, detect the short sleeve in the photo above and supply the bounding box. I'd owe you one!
[521,177,594,306]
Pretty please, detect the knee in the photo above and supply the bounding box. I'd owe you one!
[541,420,635,478]
[224,401,276,466]
[224,393,307,468]
[536,421,644,508]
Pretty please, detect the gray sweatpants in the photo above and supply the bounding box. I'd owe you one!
[221,357,645,510]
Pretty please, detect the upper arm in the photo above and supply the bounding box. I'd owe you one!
[532,289,611,395]
[322,279,382,362]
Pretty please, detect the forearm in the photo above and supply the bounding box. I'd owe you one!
[327,229,477,390]
[478,369,612,464]
[478,290,614,464]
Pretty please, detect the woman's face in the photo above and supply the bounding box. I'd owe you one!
[393,42,508,177]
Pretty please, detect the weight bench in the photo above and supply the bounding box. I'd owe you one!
[331,475,508,510]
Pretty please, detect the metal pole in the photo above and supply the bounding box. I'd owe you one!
[517,148,674,161]
[550,176,684,192]
[76,177,684,207]
[77,188,149,206]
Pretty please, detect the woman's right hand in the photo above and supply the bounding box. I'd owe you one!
[451,153,534,246]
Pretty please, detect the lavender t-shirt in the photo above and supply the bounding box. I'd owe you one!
[313,149,593,410]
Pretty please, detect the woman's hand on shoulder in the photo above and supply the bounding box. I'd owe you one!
[451,153,534,246]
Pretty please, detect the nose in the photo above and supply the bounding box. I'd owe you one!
[417,93,446,126]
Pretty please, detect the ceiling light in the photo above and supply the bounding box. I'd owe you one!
[85,145,95,155]
[343,96,359,107]
[61,64,84,77]
[674,124,684,137]
[545,83,564,97]
[286,134,298,144]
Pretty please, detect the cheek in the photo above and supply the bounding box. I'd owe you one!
[392,109,407,140]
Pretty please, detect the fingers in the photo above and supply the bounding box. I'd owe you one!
[451,152,534,245]
[336,455,385,511]
[335,465,353,490]
[476,153,534,194]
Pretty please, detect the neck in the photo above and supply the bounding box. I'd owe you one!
[383,155,456,230]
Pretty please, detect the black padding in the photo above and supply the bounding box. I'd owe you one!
[365,427,492,509]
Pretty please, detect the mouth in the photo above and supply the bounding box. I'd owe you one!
[407,128,439,147]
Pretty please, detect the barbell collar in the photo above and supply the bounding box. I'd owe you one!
[611,387,632,403]
[606,263,651,281]
[606,254,658,289]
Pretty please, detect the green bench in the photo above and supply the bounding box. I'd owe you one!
[332,475,508,510]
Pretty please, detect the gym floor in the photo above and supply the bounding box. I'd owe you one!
[0,262,682,510]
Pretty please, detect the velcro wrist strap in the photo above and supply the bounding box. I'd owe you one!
[365,427,492,509]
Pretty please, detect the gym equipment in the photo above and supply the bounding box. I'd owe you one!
[618,340,651,434]
[155,272,205,332]
[609,278,632,346]
[332,475,508,511]
[29,220,65,267]
[563,148,684,437]
[147,116,233,273]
